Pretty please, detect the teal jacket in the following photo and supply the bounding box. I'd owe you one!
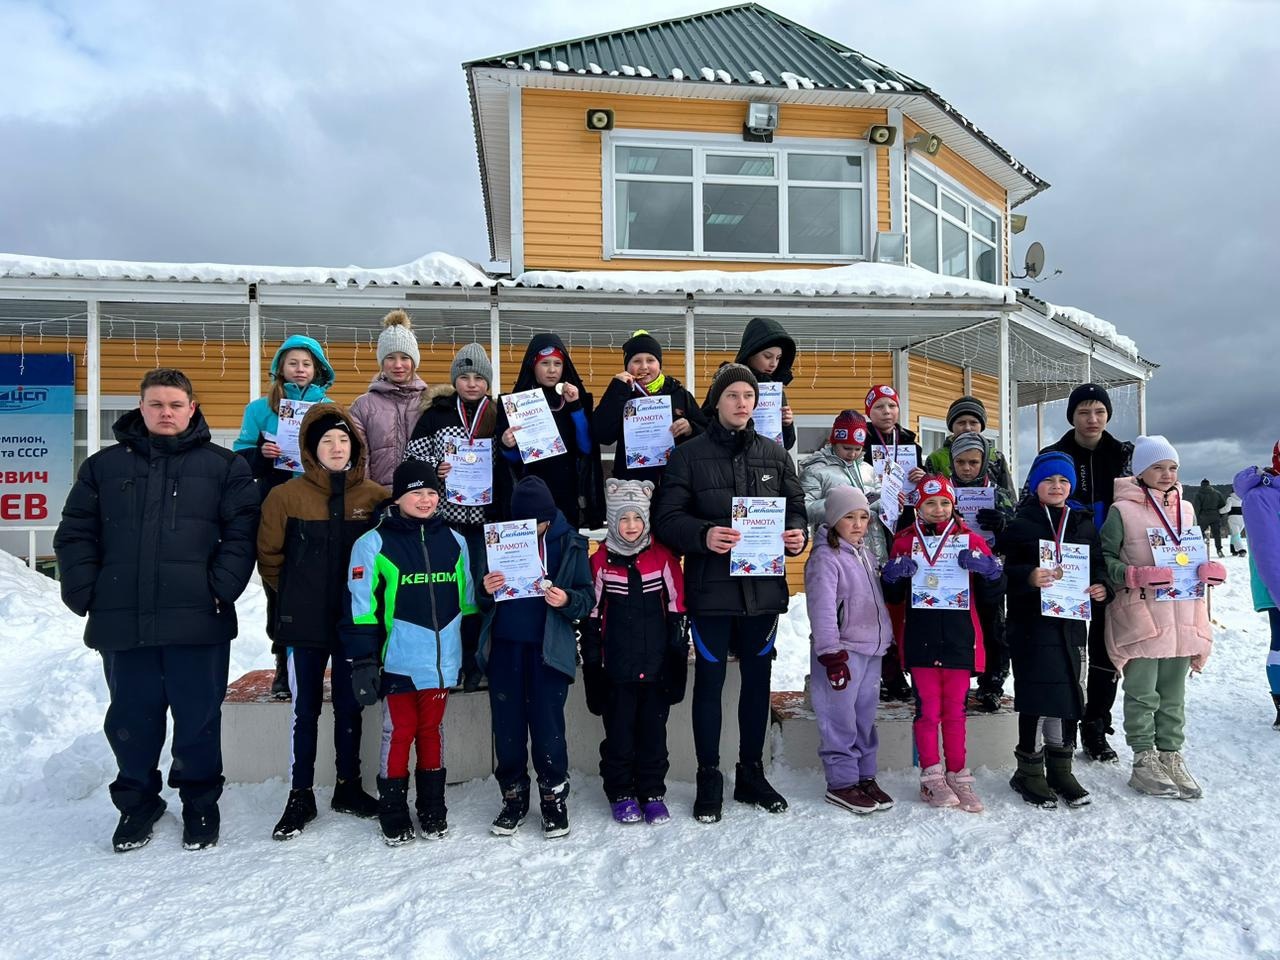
[233,335,336,474]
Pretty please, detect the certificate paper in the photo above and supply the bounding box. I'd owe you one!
[444,439,493,506]
[730,496,786,577]
[484,519,546,602]
[273,400,317,472]
[910,537,970,610]
[872,445,920,494]
[1040,540,1092,621]
[1147,526,1207,601]
[504,389,567,464]
[878,461,904,532]
[753,382,784,446]
[622,395,674,468]
[955,487,996,543]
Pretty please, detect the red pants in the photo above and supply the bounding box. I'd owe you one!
[912,667,969,772]
[381,689,448,778]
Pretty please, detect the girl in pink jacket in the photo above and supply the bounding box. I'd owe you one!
[1101,436,1226,800]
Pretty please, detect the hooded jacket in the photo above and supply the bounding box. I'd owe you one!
[799,447,887,561]
[1100,478,1213,673]
[593,372,707,485]
[404,384,504,529]
[494,333,604,527]
[804,526,894,660]
[54,407,259,650]
[924,434,1016,497]
[1235,466,1280,611]
[702,317,798,450]
[998,498,1111,719]
[1192,480,1227,526]
[349,372,428,487]
[582,539,686,683]
[651,418,807,617]
[233,335,335,474]
[1040,430,1133,530]
[256,404,389,650]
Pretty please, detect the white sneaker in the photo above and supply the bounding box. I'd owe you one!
[1158,750,1203,800]
[1129,750,1179,797]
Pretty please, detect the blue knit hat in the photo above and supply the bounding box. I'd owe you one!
[1026,451,1078,495]
[510,476,558,524]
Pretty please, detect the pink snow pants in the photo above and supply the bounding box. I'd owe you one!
[912,667,969,772]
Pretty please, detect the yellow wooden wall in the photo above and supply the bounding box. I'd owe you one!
[906,353,1000,435]
[522,88,891,271]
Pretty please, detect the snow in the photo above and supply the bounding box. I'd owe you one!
[748,70,766,84]
[670,67,684,81]
[2,546,1278,958]
[554,60,569,73]
[620,64,636,77]
[1046,301,1141,358]
[515,260,1020,303]
[0,251,496,289]
[714,69,732,84]
[636,66,653,79]
[699,66,716,82]
[587,62,603,75]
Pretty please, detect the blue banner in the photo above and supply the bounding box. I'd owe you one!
[0,354,76,526]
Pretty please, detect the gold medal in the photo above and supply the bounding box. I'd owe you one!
[925,573,940,590]
[464,452,478,464]
[1052,565,1065,581]
[1175,552,1190,566]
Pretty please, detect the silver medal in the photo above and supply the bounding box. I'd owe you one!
[539,578,553,591]
[925,573,940,590]
[463,452,478,464]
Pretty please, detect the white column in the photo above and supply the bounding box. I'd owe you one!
[1137,377,1148,435]
[1083,346,1092,384]
[894,347,911,428]
[489,292,502,395]
[997,315,1012,465]
[86,299,101,454]
[1008,378,1020,486]
[1036,401,1045,451]
[962,364,973,396]
[248,291,262,402]
[685,297,696,392]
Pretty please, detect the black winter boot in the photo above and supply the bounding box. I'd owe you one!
[491,784,530,837]
[111,796,166,853]
[539,781,571,839]
[376,776,415,846]
[693,766,723,823]
[1272,693,1280,731]
[332,778,378,819]
[733,761,788,813]
[270,650,291,700]
[1045,745,1091,807]
[1079,718,1119,763]
[415,769,448,840]
[1010,747,1058,809]
[181,805,220,850]
[272,788,318,841]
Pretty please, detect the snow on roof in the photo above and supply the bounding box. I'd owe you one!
[1043,301,1139,358]
[513,261,1018,302]
[0,252,496,289]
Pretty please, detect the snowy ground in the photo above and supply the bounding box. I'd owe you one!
[1,550,1277,960]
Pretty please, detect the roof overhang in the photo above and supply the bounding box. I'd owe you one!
[467,67,1049,263]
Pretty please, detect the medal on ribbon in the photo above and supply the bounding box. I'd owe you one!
[1044,504,1071,581]
[914,517,956,590]
[1144,487,1187,563]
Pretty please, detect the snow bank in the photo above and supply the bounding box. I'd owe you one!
[515,261,1019,303]
[0,252,496,289]
[1044,301,1140,358]
[0,552,1276,959]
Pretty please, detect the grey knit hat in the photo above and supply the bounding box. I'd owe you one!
[377,309,421,367]
[705,362,759,412]
[950,431,989,472]
[450,342,493,387]
[604,478,654,556]
[946,395,987,431]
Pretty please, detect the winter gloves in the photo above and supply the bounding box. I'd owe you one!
[351,659,381,706]
[1125,566,1174,589]
[957,549,1003,581]
[974,508,1008,535]
[817,651,850,691]
[663,616,690,705]
[582,662,610,717]
[881,555,918,583]
[1197,560,1227,585]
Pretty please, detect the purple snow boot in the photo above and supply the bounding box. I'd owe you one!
[641,798,671,825]
[610,797,643,824]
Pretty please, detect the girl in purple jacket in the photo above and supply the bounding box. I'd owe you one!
[804,485,895,814]
[1235,441,1280,729]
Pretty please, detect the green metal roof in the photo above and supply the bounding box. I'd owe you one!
[465,3,927,94]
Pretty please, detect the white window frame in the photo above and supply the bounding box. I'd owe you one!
[906,160,1003,283]
[603,130,875,262]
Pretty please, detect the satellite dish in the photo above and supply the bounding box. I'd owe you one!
[1022,242,1045,280]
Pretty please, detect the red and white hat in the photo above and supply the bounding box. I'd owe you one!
[916,474,956,505]
[829,409,868,447]
[536,344,566,364]
[865,384,898,415]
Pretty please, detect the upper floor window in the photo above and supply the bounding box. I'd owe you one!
[608,136,869,260]
[908,165,1001,283]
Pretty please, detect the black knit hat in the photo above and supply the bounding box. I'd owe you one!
[946,395,987,431]
[705,362,759,412]
[392,459,438,501]
[1066,383,1113,423]
[510,476,558,523]
[623,329,663,366]
[304,411,352,459]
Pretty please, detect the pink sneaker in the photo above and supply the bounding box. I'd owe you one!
[919,764,959,808]
[946,768,984,813]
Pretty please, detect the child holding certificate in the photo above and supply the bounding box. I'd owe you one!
[998,452,1111,809]
[580,479,688,826]
[1101,436,1225,799]
[881,474,1005,812]
[703,317,798,450]
[343,460,479,845]
[405,343,501,689]
[495,334,603,529]
[478,477,594,839]
[592,330,707,488]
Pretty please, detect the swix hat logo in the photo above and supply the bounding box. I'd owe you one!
[0,386,49,412]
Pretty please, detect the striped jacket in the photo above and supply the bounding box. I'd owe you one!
[582,540,685,683]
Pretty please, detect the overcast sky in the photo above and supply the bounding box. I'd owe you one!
[2,0,1277,481]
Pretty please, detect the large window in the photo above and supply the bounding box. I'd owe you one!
[609,137,868,260]
[908,165,1001,283]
